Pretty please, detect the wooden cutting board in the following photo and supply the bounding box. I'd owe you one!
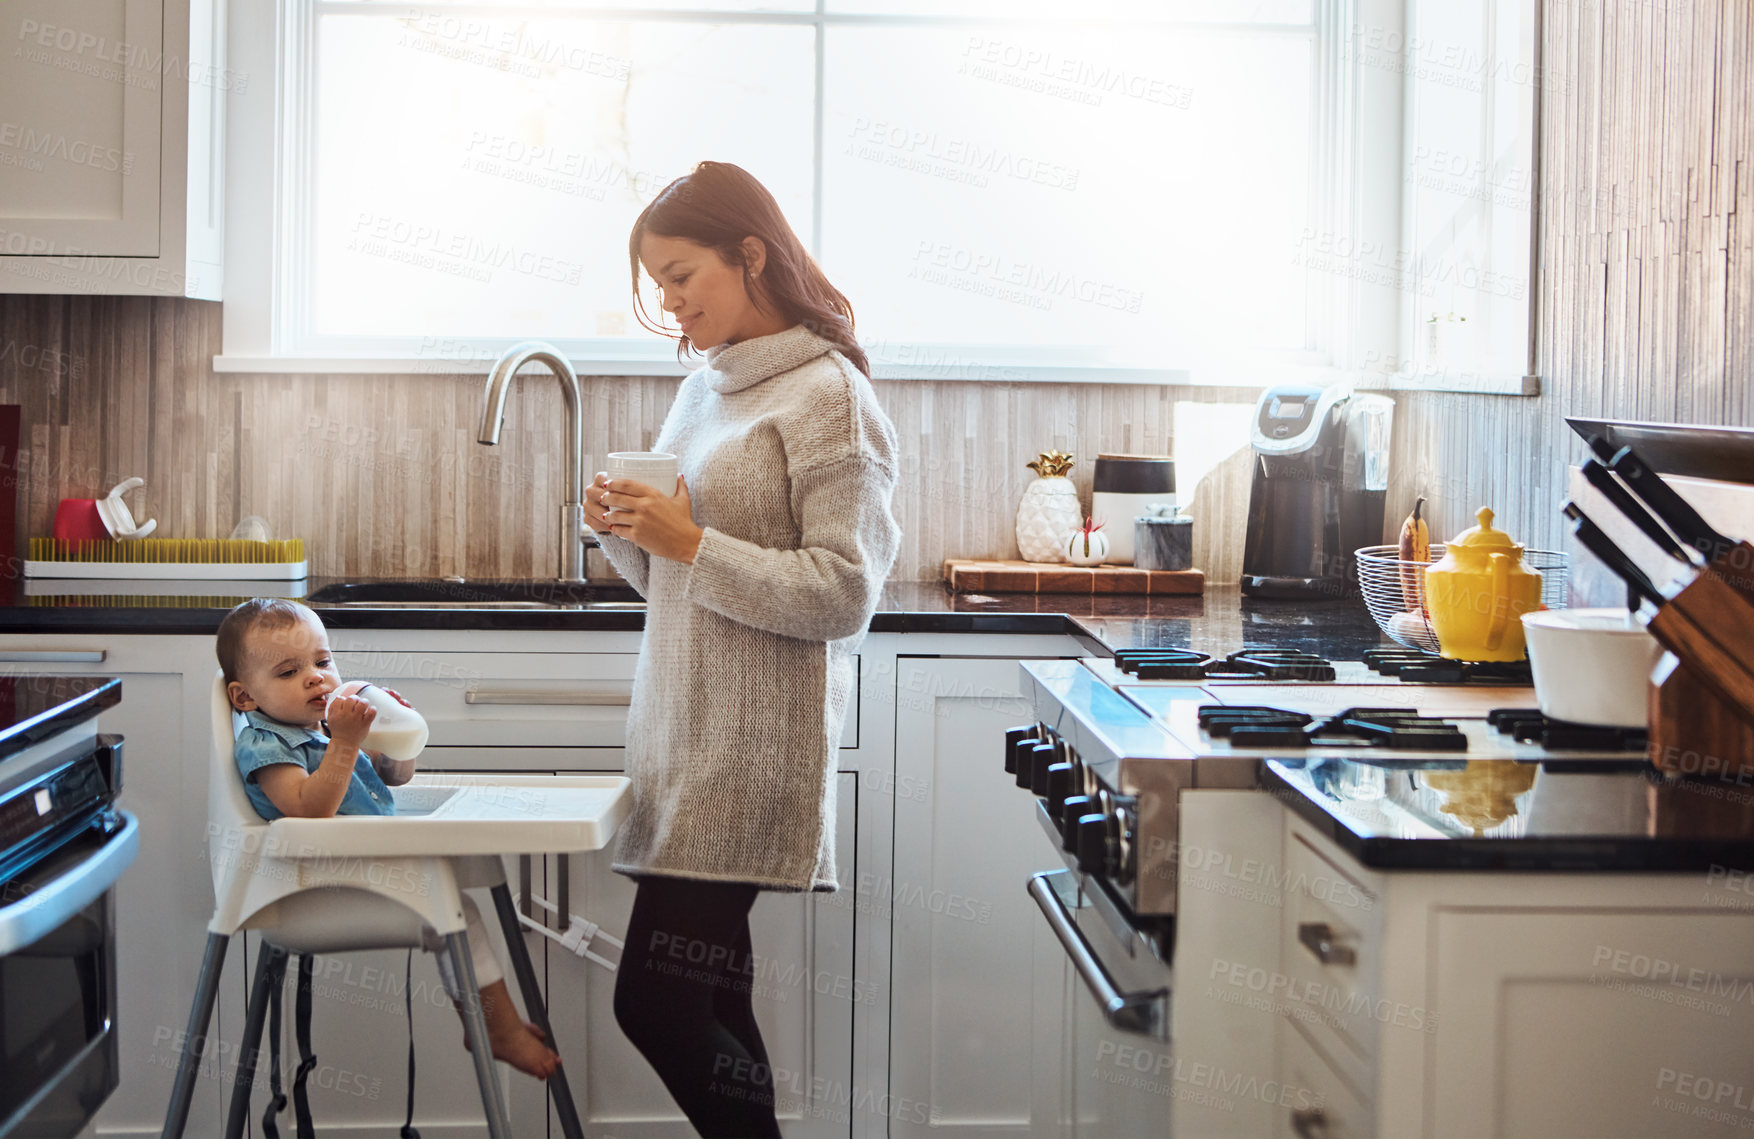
[942,558,1204,595]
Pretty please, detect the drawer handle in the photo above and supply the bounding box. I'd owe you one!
[0,650,106,663]
[1291,1106,1329,1139]
[1297,922,1356,967]
[464,685,631,706]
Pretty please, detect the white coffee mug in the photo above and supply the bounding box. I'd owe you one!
[603,452,679,505]
[606,452,680,519]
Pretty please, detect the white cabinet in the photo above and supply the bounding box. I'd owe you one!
[0,0,224,296]
[1427,909,1754,1139]
[1256,811,1754,1139]
[889,655,1077,1138]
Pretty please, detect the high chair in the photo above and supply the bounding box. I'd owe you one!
[161,673,630,1139]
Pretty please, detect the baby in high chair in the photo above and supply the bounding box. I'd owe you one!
[216,598,559,1080]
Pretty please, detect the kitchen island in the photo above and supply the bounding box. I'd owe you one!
[1015,641,1754,1139]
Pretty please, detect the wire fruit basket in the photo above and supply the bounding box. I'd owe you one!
[1354,545,1570,656]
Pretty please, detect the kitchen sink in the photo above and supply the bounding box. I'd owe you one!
[305,579,646,610]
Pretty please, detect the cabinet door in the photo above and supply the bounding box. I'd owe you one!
[1429,908,1754,1139]
[0,0,161,255]
[543,771,858,1137]
[890,657,1065,1138]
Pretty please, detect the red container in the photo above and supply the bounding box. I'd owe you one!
[53,498,109,541]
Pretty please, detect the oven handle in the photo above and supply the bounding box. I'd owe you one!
[0,811,138,956]
[1029,869,1167,1039]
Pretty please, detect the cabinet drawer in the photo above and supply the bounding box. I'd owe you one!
[333,651,859,749]
[1280,820,1384,1081]
[333,651,638,748]
[1278,1018,1371,1139]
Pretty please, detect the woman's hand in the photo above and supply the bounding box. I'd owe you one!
[585,472,615,534]
[600,475,704,563]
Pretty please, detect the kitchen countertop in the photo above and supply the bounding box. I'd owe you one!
[9,586,1743,870]
[1264,756,1754,871]
[0,577,1389,653]
[0,675,121,763]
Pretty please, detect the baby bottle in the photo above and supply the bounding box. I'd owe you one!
[328,681,429,760]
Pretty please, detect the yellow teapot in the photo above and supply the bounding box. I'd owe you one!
[1424,506,1544,662]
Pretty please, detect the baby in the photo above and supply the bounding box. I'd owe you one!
[216,598,559,1080]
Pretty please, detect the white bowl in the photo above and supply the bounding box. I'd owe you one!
[1520,608,1662,728]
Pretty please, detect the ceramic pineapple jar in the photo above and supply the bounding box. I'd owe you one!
[1016,450,1083,563]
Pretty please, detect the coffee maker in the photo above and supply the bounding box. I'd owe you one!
[1241,384,1393,598]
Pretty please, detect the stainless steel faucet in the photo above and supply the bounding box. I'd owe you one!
[477,341,589,583]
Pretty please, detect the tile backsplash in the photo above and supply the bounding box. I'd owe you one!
[0,295,1265,582]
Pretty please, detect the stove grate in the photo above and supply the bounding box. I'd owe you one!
[1487,708,1649,752]
[1363,648,1534,685]
[1114,648,1338,682]
[1199,704,1469,751]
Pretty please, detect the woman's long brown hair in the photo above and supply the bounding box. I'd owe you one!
[629,161,869,376]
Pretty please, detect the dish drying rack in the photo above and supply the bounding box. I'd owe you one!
[1355,544,1570,655]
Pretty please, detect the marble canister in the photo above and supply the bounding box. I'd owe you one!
[1135,512,1193,571]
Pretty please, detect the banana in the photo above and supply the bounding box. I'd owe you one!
[1398,496,1430,613]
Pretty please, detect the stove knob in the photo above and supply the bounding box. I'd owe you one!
[1005,725,1038,776]
[1075,813,1111,875]
[1028,742,1061,795]
[1044,763,1074,818]
[1059,795,1093,850]
[1017,738,1052,790]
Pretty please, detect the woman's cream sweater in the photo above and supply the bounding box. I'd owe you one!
[597,325,900,890]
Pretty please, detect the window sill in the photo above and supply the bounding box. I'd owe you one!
[211,353,1226,386]
[1388,372,1542,397]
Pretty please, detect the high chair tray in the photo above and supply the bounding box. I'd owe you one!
[262,774,631,857]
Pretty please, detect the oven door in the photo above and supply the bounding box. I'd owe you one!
[1031,869,1176,1139]
[0,810,138,1139]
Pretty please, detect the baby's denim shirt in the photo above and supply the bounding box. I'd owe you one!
[234,709,396,821]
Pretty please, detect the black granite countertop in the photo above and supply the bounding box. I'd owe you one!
[1263,756,1754,872]
[0,675,121,763]
[0,577,1389,657]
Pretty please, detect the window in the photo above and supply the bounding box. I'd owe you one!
[223,0,1345,380]
[230,1,1546,391]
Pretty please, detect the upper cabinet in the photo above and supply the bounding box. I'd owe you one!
[0,0,224,297]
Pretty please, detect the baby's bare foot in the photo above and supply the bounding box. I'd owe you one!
[465,1019,560,1080]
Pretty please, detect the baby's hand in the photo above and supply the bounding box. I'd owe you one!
[326,694,377,745]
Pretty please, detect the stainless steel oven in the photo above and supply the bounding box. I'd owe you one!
[1012,662,1198,1138]
[0,732,136,1139]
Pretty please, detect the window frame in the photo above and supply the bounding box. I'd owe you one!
[219,0,1401,385]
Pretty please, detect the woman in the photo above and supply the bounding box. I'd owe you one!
[584,161,901,1138]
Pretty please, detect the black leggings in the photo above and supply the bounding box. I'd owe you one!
[613,876,780,1138]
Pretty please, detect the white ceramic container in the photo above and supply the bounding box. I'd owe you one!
[1520,608,1663,728]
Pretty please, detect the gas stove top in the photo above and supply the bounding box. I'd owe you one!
[1094,644,1651,762]
[1106,646,1535,688]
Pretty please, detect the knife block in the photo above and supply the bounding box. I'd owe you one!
[1649,652,1754,780]
[1646,543,1754,780]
